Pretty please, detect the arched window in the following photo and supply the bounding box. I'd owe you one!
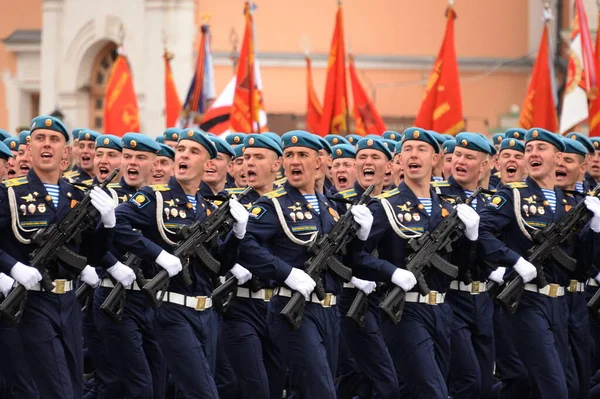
[89,42,118,132]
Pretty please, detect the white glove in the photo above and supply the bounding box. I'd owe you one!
[107,261,136,286]
[456,203,480,241]
[10,262,42,290]
[90,187,117,228]
[155,250,182,278]
[391,268,417,292]
[585,196,600,233]
[230,198,249,239]
[595,271,600,285]
[513,257,537,283]
[488,266,506,285]
[284,267,316,300]
[350,276,376,295]
[231,263,253,285]
[351,205,373,241]
[0,273,15,296]
[80,265,100,288]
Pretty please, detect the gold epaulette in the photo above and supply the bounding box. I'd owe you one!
[3,176,27,187]
[431,180,450,187]
[81,179,93,186]
[376,188,399,199]
[225,187,246,194]
[507,181,527,189]
[62,170,79,178]
[338,188,357,199]
[150,184,170,192]
[493,171,501,177]
[107,182,121,189]
[265,187,286,199]
[275,176,287,186]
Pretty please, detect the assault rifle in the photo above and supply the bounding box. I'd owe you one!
[211,275,264,314]
[142,186,253,308]
[0,168,119,325]
[280,185,374,329]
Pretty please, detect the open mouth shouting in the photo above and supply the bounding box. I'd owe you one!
[127,167,140,180]
[362,168,375,180]
[98,166,111,180]
[289,168,303,180]
[555,168,567,180]
[81,154,92,166]
[6,168,16,178]
[408,163,422,172]
[505,164,518,179]
[246,169,257,182]
[18,161,30,174]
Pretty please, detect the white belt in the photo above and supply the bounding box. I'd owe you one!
[161,292,213,311]
[236,287,274,301]
[524,283,565,298]
[99,278,141,291]
[449,280,487,294]
[30,279,74,294]
[405,291,445,305]
[587,278,599,287]
[566,280,585,293]
[276,287,337,307]
[343,282,355,289]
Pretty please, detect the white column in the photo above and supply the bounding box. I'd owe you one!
[39,0,64,115]
[166,0,195,104]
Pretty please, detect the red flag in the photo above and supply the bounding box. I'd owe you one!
[589,14,600,136]
[164,51,182,128]
[229,2,259,133]
[104,52,139,136]
[349,55,386,135]
[316,3,348,136]
[518,24,558,131]
[414,6,463,135]
[305,55,322,133]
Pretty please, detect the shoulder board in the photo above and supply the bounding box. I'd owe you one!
[376,188,399,199]
[265,187,286,199]
[149,184,170,192]
[431,180,450,187]
[62,170,79,178]
[507,182,527,189]
[107,182,121,189]
[75,185,87,192]
[3,176,27,187]
[493,171,501,177]
[81,179,93,186]
[338,188,357,199]
[225,187,245,194]
[275,176,287,186]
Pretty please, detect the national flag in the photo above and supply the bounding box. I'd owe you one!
[559,0,596,133]
[305,55,322,134]
[164,50,182,128]
[518,23,559,131]
[348,55,386,135]
[589,13,600,136]
[104,48,139,136]
[201,77,236,134]
[316,2,349,136]
[414,6,463,135]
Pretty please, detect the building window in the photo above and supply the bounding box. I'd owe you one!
[89,42,118,133]
[30,93,39,119]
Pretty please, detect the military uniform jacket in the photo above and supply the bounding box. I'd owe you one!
[240,181,343,295]
[332,181,366,216]
[0,169,111,278]
[113,176,239,296]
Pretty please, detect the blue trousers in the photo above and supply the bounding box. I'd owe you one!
[566,291,591,399]
[585,285,600,372]
[223,298,285,399]
[268,296,340,399]
[19,291,83,399]
[0,320,39,398]
[154,302,219,399]
[381,302,453,399]
[94,288,166,399]
[215,317,239,399]
[447,291,495,399]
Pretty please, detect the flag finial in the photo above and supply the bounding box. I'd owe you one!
[543,3,553,21]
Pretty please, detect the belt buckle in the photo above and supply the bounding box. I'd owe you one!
[427,291,439,305]
[568,280,578,293]
[195,296,207,311]
[54,279,66,294]
[264,289,273,302]
[548,283,560,298]
[322,293,332,307]
[471,281,480,294]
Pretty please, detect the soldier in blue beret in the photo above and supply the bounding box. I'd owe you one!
[241,134,282,197]
[151,144,175,185]
[382,130,401,142]
[492,133,504,149]
[0,140,13,179]
[69,129,100,183]
[0,129,11,141]
[93,134,122,184]
[163,128,181,149]
[15,131,31,178]
[428,131,447,181]
[200,136,235,197]
[69,128,84,173]
[225,132,247,147]
[325,134,351,147]
[0,115,117,398]
[314,136,335,195]
[391,141,404,186]
[240,129,373,399]
[504,128,527,142]
[496,138,526,186]
[261,132,282,148]
[227,144,247,188]
[346,134,363,146]
[585,138,600,189]
[330,144,357,193]
[3,137,19,180]
[155,135,165,144]
[442,139,456,180]
[563,133,593,192]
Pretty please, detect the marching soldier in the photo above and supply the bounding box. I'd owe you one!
[227,145,247,188]
[15,131,31,178]
[163,128,180,149]
[70,129,99,183]
[330,143,357,193]
[3,137,18,180]
[200,136,236,197]
[0,141,12,180]
[316,136,333,195]
[495,138,526,186]
[441,139,455,180]
[225,132,247,148]
[150,143,175,185]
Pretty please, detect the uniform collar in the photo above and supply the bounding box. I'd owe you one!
[397,181,443,224]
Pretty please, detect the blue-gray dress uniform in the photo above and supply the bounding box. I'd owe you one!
[64,129,99,184]
[0,117,113,399]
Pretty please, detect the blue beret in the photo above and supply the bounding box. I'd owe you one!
[455,132,495,155]
[525,128,566,151]
[0,141,13,160]
[30,116,69,142]
[72,128,84,141]
[428,131,447,145]
[325,134,350,146]
[178,128,217,159]
[164,128,181,142]
[18,130,30,146]
[261,132,282,148]
[346,134,363,145]
[394,141,403,154]
[504,128,526,141]
[317,137,332,154]
[356,137,393,160]
[157,143,175,160]
[590,137,600,152]
[95,134,122,151]
[281,130,322,152]
[382,131,401,142]
[479,133,497,155]
[0,129,10,141]
[561,137,588,157]
[233,145,244,159]
[122,133,160,154]
[442,134,454,142]
[210,136,236,157]
[382,139,398,153]
[3,137,19,151]
[155,136,165,144]
[500,138,525,153]
[492,133,504,145]
[442,139,456,154]
[226,132,247,146]
[78,129,100,142]
[244,134,283,156]
[331,144,356,160]
[402,127,440,153]
[564,132,593,155]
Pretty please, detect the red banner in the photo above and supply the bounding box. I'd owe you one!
[164,51,181,128]
[306,56,323,134]
[104,54,139,136]
[349,56,386,135]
